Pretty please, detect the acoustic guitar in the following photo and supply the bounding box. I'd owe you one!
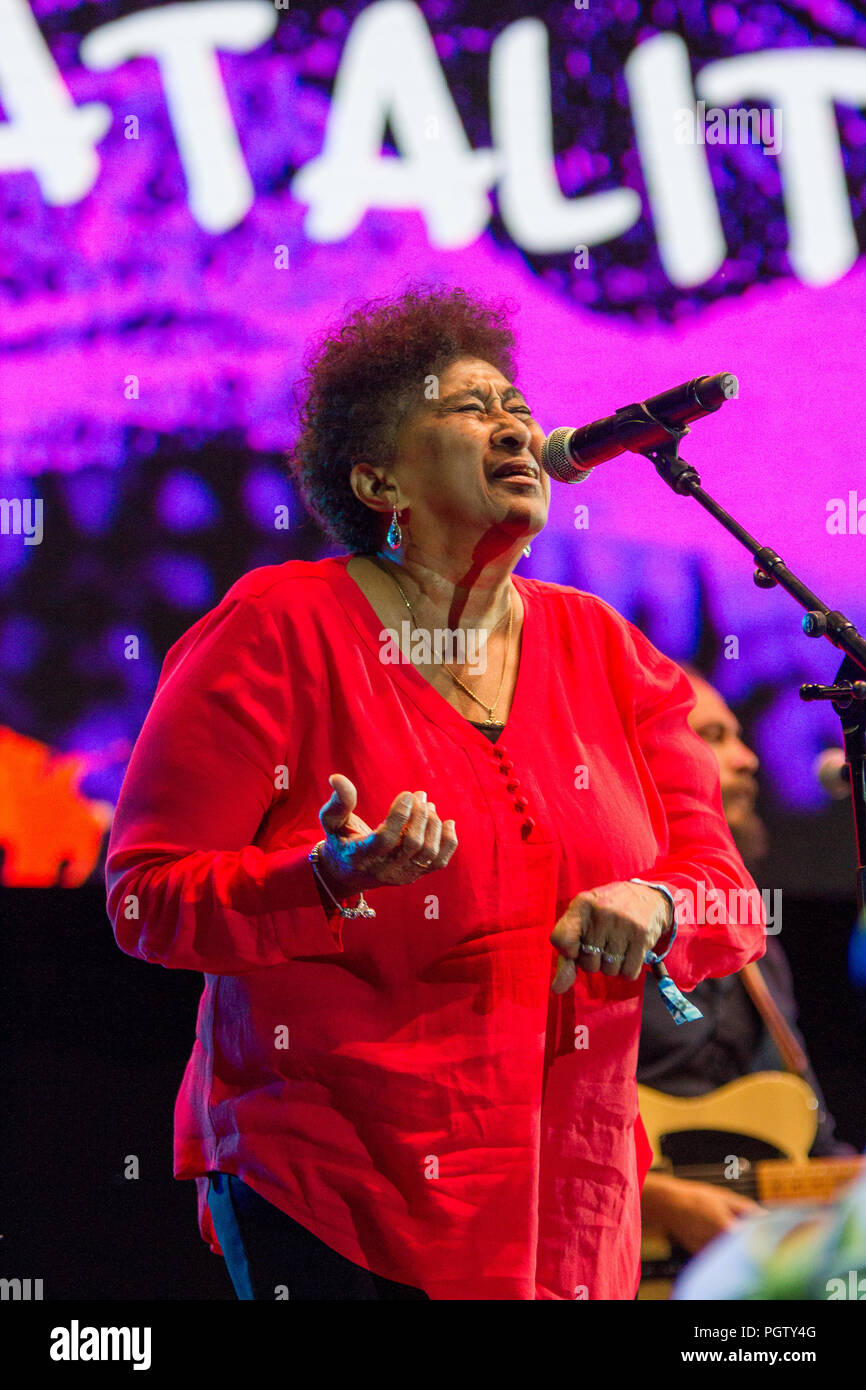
[637,1073,864,1299]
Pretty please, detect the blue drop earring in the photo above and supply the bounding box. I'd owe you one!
[386,505,403,550]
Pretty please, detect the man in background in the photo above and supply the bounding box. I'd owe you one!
[638,667,856,1256]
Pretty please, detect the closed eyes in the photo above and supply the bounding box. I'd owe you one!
[456,403,532,415]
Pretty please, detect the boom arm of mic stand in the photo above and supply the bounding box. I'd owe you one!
[634,414,866,914]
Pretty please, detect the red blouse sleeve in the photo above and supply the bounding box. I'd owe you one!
[603,602,767,992]
[105,587,346,973]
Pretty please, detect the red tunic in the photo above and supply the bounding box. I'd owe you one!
[105,554,765,1299]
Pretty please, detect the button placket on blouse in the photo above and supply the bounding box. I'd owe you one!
[492,744,536,839]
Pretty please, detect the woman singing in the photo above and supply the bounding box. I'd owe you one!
[105,285,765,1300]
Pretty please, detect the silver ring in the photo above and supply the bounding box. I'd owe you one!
[602,951,626,963]
[579,943,602,955]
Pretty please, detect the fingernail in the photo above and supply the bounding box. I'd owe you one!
[418,791,427,802]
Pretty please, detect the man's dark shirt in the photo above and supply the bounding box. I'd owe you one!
[637,935,855,1157]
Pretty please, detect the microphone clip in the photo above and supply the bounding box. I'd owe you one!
[625,401,702,496]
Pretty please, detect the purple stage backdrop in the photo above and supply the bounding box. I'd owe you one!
[2,0,866,890]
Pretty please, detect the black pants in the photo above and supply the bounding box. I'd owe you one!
[206,1172,429,1300]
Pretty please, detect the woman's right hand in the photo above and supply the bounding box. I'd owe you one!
[316,773,458,894]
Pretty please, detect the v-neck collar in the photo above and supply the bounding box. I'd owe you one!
[319,553,537,750]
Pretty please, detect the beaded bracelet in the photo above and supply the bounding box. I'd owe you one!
[308,841,377,919]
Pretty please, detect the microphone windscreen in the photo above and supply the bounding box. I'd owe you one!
[541,428,594,483]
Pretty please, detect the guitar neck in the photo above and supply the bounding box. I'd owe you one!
[668,1155,863,1204]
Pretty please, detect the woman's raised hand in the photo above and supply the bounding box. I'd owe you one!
[317,773,458,893]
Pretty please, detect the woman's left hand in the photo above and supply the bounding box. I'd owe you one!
[549,881,669,993]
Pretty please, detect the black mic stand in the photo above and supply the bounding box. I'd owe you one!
[631,404,866,914]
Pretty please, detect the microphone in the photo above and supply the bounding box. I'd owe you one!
[541,372,739,483]
[814,747,851,800]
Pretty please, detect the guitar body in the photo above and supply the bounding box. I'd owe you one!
[639,1072,819,1168]
[637,1073,863,1299]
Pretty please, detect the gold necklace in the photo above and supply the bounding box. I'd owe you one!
[373,557,514,727]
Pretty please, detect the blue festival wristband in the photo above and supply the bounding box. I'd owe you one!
[629,878,677,959]
[629,878,703,1026]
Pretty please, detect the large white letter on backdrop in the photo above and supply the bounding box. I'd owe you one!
[291,0,499,247]
[624,33,727,288]
[81,0,277,233]
[490,17,641,252]
[698,47,866,287]
[0,0,111,203]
